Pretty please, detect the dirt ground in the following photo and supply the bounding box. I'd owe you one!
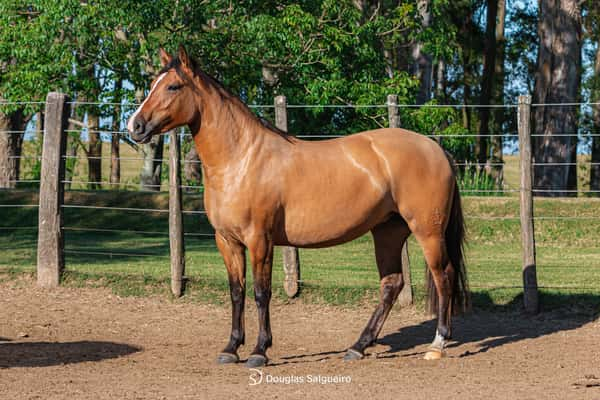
[1,279,599,400]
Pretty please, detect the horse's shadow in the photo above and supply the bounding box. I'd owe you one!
[380,291,600,358]
[273,291,600,365]
[0,340,140,369]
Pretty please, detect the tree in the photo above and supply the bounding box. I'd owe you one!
[110,77,122,185]
[585,0,600,193]
[532,0,582,197]
[489,0,506,184]
[446,0,483,132]
[476,0,499,165]
[412,0,433,104]
[0,104,27,188]
[0,1,70,187]
[591,44,600,193]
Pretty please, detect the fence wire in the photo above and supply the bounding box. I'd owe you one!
[2,99,600,296]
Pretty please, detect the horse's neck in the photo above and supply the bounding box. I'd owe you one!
[191,88,279,178]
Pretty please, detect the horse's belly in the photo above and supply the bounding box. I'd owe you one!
[276,194,395,248]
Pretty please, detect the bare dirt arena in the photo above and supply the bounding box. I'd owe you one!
[1,279,599,400]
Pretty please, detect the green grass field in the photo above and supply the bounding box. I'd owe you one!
[2,188,600,310]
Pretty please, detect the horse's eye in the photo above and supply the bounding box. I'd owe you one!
[167,84,183,91]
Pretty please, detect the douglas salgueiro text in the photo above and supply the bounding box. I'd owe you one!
[263,374,352,385]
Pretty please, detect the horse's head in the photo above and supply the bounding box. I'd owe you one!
[127,46,198,144]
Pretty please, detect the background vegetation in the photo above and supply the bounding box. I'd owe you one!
[1,0,600,193]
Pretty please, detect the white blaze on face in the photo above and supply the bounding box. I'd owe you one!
[127,72,168,133]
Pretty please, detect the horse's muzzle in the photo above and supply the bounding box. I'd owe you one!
[129,116,152,144]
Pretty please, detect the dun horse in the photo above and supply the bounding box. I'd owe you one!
[128,46,469,368]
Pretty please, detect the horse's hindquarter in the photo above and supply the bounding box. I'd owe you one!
[363,129,456,232]
[277,128,452,247]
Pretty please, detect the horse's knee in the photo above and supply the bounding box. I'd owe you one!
[230,284,244,304]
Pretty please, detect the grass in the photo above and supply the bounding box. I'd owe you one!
[2,188,600,311]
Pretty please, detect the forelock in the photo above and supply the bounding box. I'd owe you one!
[158,57,182,75]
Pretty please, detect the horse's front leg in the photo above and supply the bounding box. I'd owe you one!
[215,233,247,364]
[246,234,274,368]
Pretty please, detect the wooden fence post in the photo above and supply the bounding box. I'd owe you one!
[387,94,413,306]
[169,129,186,297]
[37,92,70,288]
[518,94,539,313]
[275,95,300,297]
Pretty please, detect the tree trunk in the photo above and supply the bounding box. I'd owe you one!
[135,87,164,191]
[412,0,433,104]
[140,136,164,191]
[35,110,43,143]
[476,0,499,165]
[110,78,123,186]
[0,105,25,188]
[489,0,506,185]
[435,59,445,100]
[591,42,600,194]
[81,63,102,190]
[65,117,79,191]
[462,63,473,132]
[87,109,101,190]
[460,8,475,133]
[184,143,202,192]
[64,101,83,191]
[533,0,581,197]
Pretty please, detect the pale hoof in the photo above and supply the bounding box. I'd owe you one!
[217,352,239,364]
[343,348,364,361]
[424,349,445,360]
[246,354,268,368]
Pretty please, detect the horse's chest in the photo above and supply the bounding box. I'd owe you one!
[203,190,249,232]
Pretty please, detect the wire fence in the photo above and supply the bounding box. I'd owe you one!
[2,99,600,301]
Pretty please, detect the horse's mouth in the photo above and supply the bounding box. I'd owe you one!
[136,133,153,144]
[131,125,160,144]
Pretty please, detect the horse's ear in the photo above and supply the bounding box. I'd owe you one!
[178,44,191,69]
[159,48,172,67]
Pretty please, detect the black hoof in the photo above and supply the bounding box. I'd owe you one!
[217,352,239,364]
[246,354,268,368]
[343,348,364,361]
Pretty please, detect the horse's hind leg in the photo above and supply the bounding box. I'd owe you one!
[414,233,454,360]
[344,215,410,361]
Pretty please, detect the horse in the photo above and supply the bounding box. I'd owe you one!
[127,45,470,368]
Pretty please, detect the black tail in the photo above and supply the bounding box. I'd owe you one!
[426,178,471,315]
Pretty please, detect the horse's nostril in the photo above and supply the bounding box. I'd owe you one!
[133,118,145,135]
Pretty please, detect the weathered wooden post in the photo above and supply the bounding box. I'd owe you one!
[169,129,186,297]
[275,95,300,297]
[37,92,70,288]
[387,94,413,306]
[518,94,539,313]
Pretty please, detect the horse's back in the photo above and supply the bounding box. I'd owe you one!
[293,127,454,200]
